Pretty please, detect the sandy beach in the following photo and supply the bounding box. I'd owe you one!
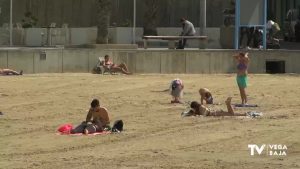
[0,73,299,169]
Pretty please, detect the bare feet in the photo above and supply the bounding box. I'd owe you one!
[225,97,232,105]
[84,129,89,135]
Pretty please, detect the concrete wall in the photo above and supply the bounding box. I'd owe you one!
[0,47,300,74]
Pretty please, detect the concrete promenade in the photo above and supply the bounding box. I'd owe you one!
[0,46,299,74]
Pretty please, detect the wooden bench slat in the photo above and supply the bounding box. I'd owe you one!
[142,35,208,49]
[143,36,208,40]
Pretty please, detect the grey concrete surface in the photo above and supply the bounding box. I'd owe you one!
[0,47,299,74]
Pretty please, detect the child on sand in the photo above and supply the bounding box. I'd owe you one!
[170,79,184,104]
[199,88,213,104]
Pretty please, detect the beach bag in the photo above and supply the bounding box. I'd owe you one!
[58,124,73,134]
[112,120,123,132]
[92,66,102,74]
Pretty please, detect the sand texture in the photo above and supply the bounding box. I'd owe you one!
[0,74,299,169]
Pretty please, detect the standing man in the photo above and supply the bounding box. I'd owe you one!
[177,18,196,49]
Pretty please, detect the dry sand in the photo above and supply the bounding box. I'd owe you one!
[0,73,299,169]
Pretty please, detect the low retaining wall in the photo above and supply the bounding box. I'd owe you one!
[0,47,299,74]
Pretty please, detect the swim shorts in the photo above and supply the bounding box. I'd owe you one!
[236,75,248,88]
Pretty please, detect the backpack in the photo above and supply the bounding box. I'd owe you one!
[57,124,73,134]
[112,120,124,132]
[92,66,102,74]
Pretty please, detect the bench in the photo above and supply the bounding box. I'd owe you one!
[142,36,208,49]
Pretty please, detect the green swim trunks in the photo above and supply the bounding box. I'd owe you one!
[236,75,248,88]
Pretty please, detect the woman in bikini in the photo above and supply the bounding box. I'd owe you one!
[102,55,132,75]
[0,68,23,76]
[234,52,249,105]
[182,97,262,117]
[189,97,246,116]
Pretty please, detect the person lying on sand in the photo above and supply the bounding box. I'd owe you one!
[0,68,23,76]
[199,88,213,104]
[71,99,110,134]
[183,97,262,117]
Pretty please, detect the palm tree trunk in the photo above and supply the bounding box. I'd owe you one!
[143,0,159,36]
[96,0,111,44]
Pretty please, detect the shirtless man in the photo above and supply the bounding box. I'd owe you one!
[71,99,110,134]
[0,68,23,76]
[199,88,213,104]
[102,55,132,75]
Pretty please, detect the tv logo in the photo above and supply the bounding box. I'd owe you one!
[248,144,287,156]
[248,144,266,155]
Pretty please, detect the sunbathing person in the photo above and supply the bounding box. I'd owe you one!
[184,97,261,117]
[101,55,132,75]
[71,99,110,134]
[0,68,23,75]
[199,88,213,104]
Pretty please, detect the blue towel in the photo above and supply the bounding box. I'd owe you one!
[233,104,258,107]
[246,111,263,118]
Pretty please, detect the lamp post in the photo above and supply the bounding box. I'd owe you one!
[199,0,206,36]
[133,0,136,44]
[10,0,13,46]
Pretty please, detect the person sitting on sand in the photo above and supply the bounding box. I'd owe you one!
[199,88,213,104]
[170,78,184,104]
[101,55,132,75]
[71,99,110,134]
[0,68,23,76]
[184,97,261,117]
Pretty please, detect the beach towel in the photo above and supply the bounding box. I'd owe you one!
[233,104,258,107]
[57,131,111,136]
[57,123,111,136]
